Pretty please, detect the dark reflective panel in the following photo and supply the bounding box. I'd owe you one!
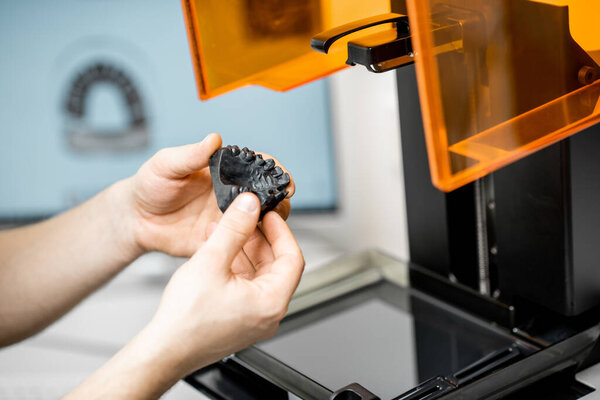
[257,282,520,399]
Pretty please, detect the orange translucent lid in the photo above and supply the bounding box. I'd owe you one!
[182,0,600,192]
[406,0,600,191]
[181,0,391,100]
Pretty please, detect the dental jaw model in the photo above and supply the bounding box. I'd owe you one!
[209,145,291,219]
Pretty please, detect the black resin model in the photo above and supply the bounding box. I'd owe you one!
[209,145,291,219]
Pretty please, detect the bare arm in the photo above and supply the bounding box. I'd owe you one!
[0,180,142,345]
[0,133,294,347]
[0,132,302,399]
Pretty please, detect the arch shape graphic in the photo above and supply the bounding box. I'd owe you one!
[64,62,149,152]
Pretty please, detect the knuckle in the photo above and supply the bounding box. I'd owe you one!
[150,148,171,172]
[154,147,171,162]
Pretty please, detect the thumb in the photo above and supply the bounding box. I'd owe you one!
[193,193,260,276]
[149,133,222,179]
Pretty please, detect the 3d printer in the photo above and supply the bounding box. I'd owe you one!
[180,1,600,398]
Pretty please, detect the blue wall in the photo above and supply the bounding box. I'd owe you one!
[0,1,337,217]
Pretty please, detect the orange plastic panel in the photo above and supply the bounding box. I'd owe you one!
[406,0,600,191]
[181,0,390,100]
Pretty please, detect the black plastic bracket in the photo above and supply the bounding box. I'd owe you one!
[450,344,523,386]
[393,377,455,400]
[331,382,381,400]
[311,13,413,73]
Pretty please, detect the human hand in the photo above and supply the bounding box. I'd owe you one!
[141,193,305,377]
[123,133,295,257]
[63,194,303,400]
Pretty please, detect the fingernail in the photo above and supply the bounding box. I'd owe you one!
[235,193,259,213]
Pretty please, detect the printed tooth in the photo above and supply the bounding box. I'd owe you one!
[240,186,250,193]
[264,159,275,170]
[259,175,268,187]
[272,166,283,177]
[246,153,255,161]
[231,186,239,195]
[255,158,266,166]
[230,146,240,156]
[256,154,263,159]
[279,173,290,185]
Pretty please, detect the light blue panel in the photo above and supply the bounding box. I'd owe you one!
[0,1,337,217]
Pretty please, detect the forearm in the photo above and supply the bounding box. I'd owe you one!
[0,178,143,346]
[63,321,192,400]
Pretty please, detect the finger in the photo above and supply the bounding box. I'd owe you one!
[256,152,295,198]
[256,212,304,300]
[243,228,275,269]
[194,193,260,277]
[150,133,222,179]
[207,221,256,277]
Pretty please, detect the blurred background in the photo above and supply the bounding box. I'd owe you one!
[0,1,408,398]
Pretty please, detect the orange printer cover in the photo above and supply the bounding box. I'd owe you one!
[406,0,600,191]
[182,0,600,192]
[181,0,391,100]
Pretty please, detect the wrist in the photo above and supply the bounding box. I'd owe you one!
[103,178,146,263]
[66,322,188,400]
[141,313,226,380]
[127,320,200,389]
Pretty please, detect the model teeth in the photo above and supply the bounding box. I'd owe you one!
[242,147,255,156]
[238,147,256,162]
[279,173,290,186]
[264,159,275,170]
[209,145,292,220]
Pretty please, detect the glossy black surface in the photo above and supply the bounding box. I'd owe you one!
[186,262,600,399]
[255,281,527,399]
[185,359,288,400]
[396,65,481,289]
[494,124,600,316]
